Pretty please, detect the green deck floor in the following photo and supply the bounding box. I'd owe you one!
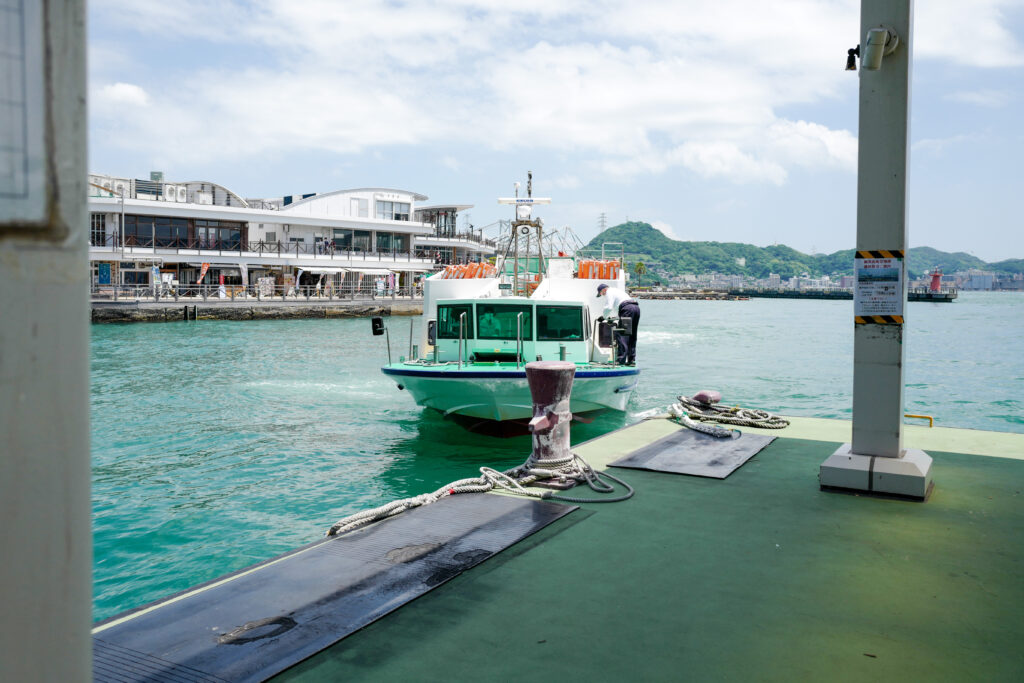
[277,423,1024,681]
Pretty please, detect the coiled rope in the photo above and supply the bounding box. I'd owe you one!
[326,451,633,537]
[671,395,790,431]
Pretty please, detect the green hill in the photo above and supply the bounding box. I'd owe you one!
[583,222,1012,280]
[990,258,1024,274]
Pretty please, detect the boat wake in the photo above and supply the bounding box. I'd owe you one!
[638,331,697,344]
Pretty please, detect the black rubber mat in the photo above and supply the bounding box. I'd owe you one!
[609,427,775,478]
[92,494,575,683]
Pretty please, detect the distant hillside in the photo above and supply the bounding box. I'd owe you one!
[990,258,1024,274]
[583,222,1011,279]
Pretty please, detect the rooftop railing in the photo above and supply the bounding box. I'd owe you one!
[418,231,498,248]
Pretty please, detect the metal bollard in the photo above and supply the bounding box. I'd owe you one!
[525,360,576,464]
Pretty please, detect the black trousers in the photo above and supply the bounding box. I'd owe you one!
[616,301,640,364]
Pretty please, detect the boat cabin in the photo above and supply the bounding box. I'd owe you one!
[430,298,605,364]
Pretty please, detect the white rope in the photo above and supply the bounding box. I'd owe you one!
[671,395,790,431]
[326,451,632,537]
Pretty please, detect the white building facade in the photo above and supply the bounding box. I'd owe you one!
[88,173,495,294]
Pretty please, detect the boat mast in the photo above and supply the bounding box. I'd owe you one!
[498,172,551,296]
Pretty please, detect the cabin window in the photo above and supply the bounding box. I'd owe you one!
[537,305,584,341]
[438,305,474,339]
[476,304,533,340]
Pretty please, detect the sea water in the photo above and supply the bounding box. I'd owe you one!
[91,292,1023,620]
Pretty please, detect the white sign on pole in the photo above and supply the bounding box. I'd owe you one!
[854,252,904,320]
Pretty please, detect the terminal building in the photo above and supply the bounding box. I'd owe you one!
[87,172,497,293]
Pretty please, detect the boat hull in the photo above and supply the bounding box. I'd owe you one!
[381,365,640,421]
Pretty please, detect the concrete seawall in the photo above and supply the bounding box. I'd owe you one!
[91,301,423,323]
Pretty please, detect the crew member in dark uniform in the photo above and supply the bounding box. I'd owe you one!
[597,283,640,365]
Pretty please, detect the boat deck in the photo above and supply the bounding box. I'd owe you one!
[275,418,1024,681]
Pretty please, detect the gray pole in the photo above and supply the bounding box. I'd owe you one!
[820,0,932,499]
[0,0,92,678]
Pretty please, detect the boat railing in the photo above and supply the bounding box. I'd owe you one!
[458,312,466,370]
[575,243,625,265]
[910,285,958,295]
[516,312,524,369]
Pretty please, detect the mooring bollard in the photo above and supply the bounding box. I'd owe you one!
[525,360,576,464]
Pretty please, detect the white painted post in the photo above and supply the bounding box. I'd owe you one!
[821,0,933,499]
[0,0,92,679]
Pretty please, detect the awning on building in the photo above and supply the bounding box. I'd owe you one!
[302,267,348,274]
[350,268,395,275]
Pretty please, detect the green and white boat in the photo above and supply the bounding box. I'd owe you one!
[382,177,639,422]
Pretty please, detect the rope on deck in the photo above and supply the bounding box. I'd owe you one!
[671,395,790,431]
[325,451,633,537]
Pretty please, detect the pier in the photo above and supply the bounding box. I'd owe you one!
[91,416,1024,681]
[729,288,853,300]
[91,298,423,323]
[286,418,1024,680]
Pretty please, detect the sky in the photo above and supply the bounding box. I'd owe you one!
[87,0,1024,262]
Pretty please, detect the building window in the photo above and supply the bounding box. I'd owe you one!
[376,232,409,253]
[333,228,372,252]
[333,228,352,250]
[154,217,189,247]
[90,214,106,246]
[351,198,368,217]
[195,219,243,249]
[431,210,456,237]
[376,201,410,221]
[124,214,190,247]
[353,230,371,251]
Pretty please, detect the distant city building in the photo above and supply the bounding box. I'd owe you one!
[962,269,995,291]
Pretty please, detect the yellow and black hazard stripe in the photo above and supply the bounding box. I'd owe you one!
[856,250,904,259]
[855,315,904,324]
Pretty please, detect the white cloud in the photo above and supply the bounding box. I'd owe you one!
[95,82,150,107]
[551,175,581,189]
[675,142,788,185]
[87,0,1023,185]
[759,120,858,171]
[912,133,979,154]
[441,156,461,171]
[945,89,1012,107]
[650,220,680,240]
[915,0,1024,67]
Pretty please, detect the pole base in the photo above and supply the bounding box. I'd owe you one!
[820,444,933,500]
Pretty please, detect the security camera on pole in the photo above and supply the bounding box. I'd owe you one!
[820,0,933,499]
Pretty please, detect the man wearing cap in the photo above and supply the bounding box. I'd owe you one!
[596,283,640,365]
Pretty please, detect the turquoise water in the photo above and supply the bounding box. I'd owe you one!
[90,292,1023,621]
